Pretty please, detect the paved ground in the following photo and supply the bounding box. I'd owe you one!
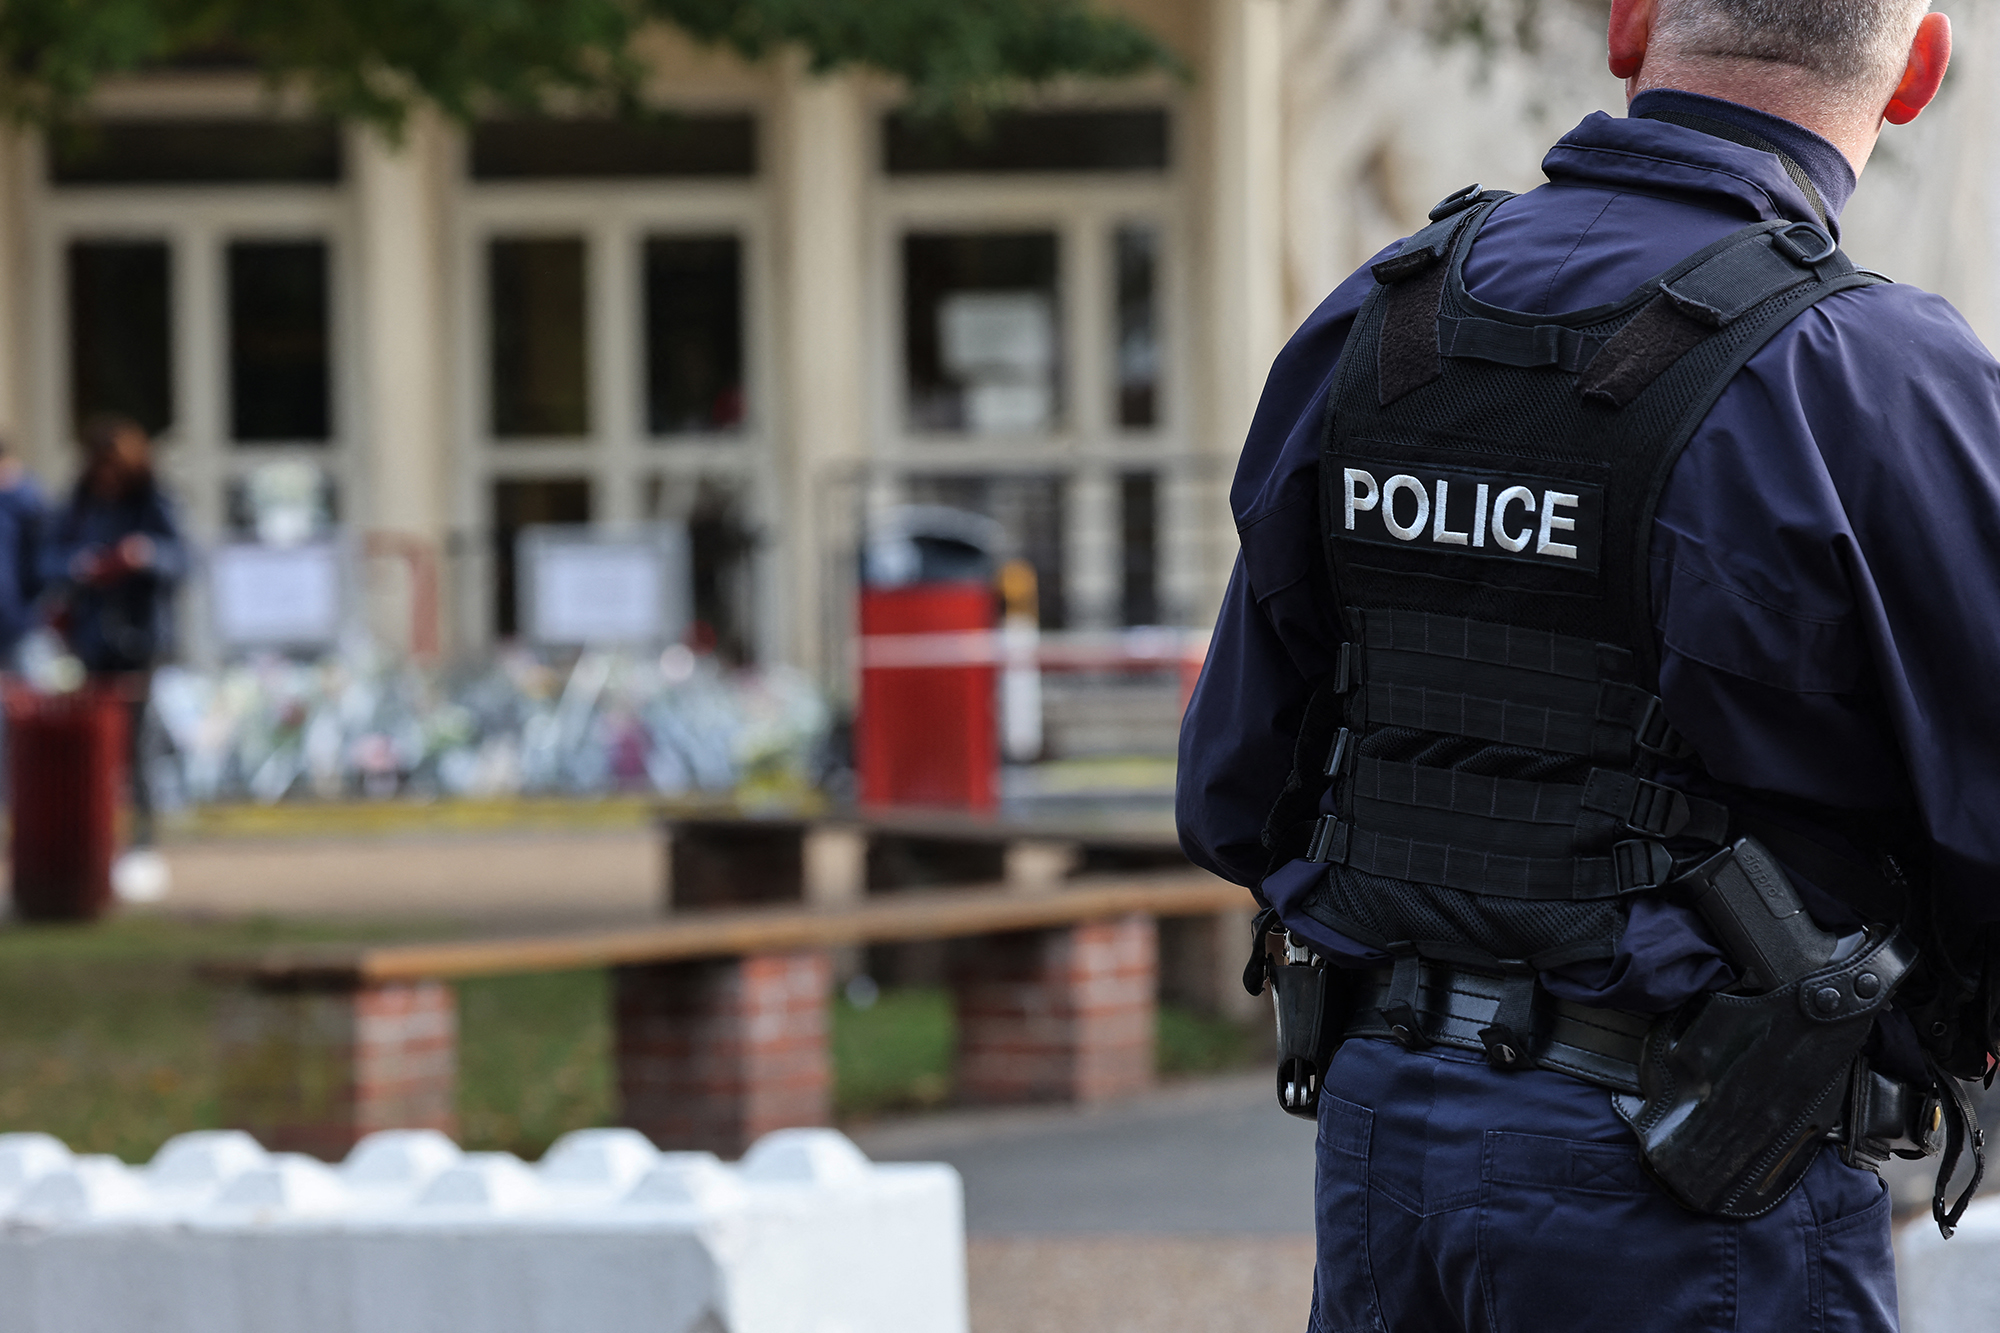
[857,1074,1319,1333]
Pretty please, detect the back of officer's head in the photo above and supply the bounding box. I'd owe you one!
[1653,0,1930,95]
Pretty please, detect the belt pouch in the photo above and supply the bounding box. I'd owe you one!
[1272,956,1352,1120]
[1614,923,1916,1218]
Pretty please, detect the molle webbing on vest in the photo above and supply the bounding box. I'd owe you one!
[1276,187,1887,975]
[1353,609,1681,763]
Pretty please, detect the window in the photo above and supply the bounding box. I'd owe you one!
[903,232,1061,434]
[1114,226,1161,429]
[645,236,744,434]
[1120,471,1160,626]
[885,110,1169,174]
[69,240,172,436]
[50,120,342,185]
[489,238,589,438]
[471,116,757,180]
[229,241,331,442]
[493,478,591,636]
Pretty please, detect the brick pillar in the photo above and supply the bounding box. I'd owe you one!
[1160,909,1267,1022]
[951,914,1157,1104]
[615,951,832,1155]
[216,979,456,1160]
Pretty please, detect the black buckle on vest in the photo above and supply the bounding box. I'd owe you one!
[1634,696,1694,759]
[1773,222,1837,268]
[1306,816,1349,864]
[1381,951,1433,1050]
[1428,182,1483,221]
[1323,728,1353,778]
[1614,839,1674,892]
[1625,778,1690,838]
[1332,642,1356,694]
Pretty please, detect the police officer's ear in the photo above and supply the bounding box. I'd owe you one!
[1607,0,1657,84]
[1883,11,1951,126]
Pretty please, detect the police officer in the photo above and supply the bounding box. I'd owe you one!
[1178,1,1995,1327]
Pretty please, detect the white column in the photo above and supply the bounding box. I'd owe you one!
[0,128,28,466]
[351,114,454,656]
[1204,0,1286,463]
[772,64,870,680]
[1187,0,1285,628]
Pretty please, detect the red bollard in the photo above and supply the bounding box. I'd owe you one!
[856,583,998,811]
[6,687,128,921]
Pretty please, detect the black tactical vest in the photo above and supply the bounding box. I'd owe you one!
[1263,186,1886,976]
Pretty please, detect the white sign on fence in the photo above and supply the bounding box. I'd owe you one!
[209,542,344,649]
[518,525,691,647]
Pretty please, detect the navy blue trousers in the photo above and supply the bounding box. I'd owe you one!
[1311,1038,1897,1332]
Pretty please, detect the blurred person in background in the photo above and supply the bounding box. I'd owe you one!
[46,414,185,849]
[0,434,48,802]
[0,434,47,668]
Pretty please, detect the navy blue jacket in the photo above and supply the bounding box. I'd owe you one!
[46,480,186,674]
[1178,92,2000,1018]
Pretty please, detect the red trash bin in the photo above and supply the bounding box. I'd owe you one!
[7,686,129,922]
[857,582,998,811]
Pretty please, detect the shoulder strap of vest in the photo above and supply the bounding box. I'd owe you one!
[1582,220,1861,409]
[1371,189,1513,404]
[1618,222,1885,688]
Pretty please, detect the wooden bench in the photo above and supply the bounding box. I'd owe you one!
[205,871,1253,1160]
[661,810,1256,1019]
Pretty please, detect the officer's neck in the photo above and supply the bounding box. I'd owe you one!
[1626,60,1881,174]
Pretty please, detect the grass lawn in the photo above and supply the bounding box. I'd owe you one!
[0,917,1267,1161]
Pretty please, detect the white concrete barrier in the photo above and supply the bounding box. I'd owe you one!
[0,1127,965,1333]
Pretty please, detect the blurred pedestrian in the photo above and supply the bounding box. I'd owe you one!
[0,434,48,668]
[45,414,185,849]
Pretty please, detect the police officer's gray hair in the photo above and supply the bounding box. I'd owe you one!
[1653,0,1930,89]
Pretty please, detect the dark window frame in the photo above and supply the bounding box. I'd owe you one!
[470,115,758,181]
[487,236,591,440]
[50,120,343,186]
[885,109,1170,176]
[643,233,747,437]
[228,238,333,444]
[68,239,174,437]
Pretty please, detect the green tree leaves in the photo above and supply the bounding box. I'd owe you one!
[0,0,1181,127]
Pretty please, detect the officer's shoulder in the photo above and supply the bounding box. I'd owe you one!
[1800,276,1997,370]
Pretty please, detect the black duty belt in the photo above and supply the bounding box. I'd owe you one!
[1345,959,1651,1094]
[1342,957,1945,1173]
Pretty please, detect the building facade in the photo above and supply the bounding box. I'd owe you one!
[0,0,1990,704]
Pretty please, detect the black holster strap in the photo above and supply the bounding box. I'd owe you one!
[1930,1051,1986,1238]
[1345,959,1649,1093]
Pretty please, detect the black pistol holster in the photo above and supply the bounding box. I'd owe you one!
[1613,837,1928,1219]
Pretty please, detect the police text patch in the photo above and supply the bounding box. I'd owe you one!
[1332,457,1604,573]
